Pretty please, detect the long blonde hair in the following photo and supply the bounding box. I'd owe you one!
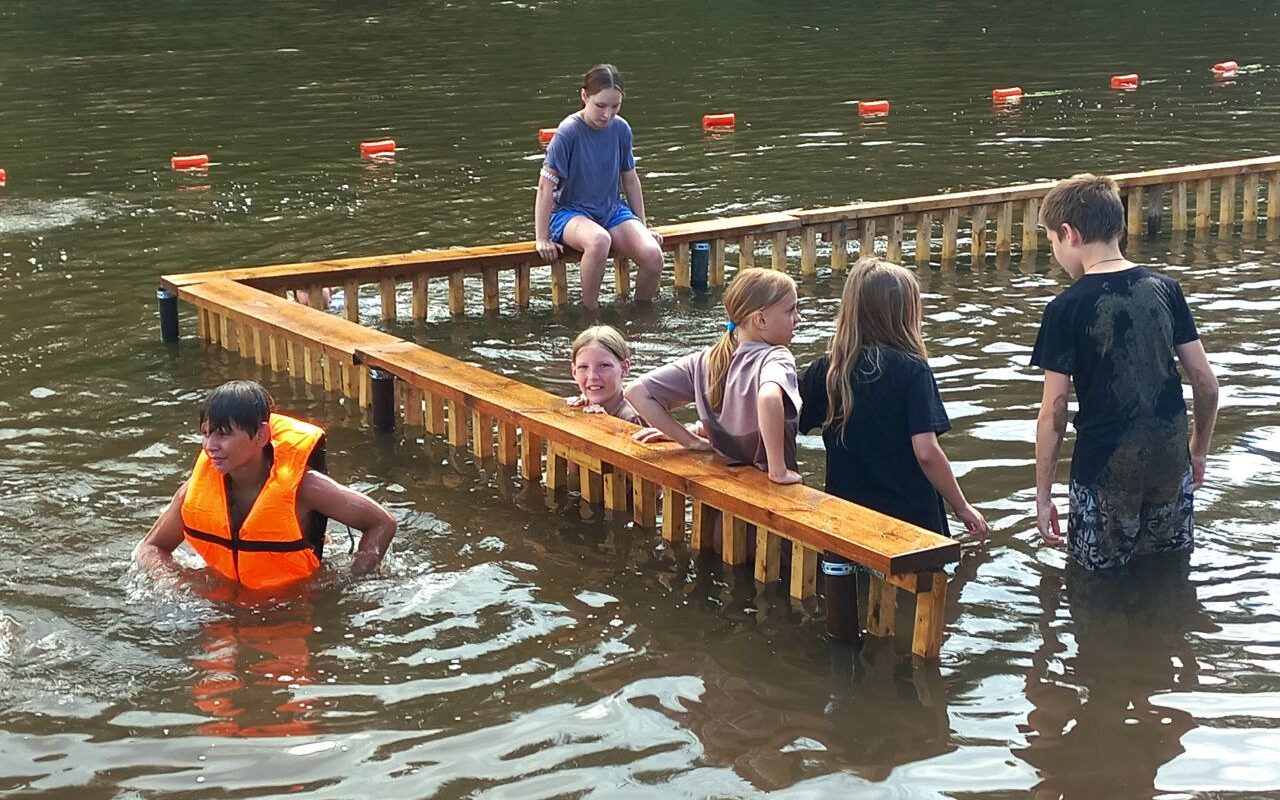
[571,324,631,365]
[825,258,928,435]
[707,268,797,413]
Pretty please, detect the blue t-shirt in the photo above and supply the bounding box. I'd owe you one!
[544,113,636,221]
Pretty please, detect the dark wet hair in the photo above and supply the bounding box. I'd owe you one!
[582,64,624,97]
[1040,173,1124,244]
[198,380,274,435]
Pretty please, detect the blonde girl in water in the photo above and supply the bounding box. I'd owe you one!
[626,268,803,485]
[566,325,644,425]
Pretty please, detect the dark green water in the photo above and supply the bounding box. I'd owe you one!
[2,2,1279,797]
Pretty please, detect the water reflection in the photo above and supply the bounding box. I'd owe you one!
[1017,552,1214,798]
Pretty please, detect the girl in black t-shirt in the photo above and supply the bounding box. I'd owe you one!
[800,258,989,538]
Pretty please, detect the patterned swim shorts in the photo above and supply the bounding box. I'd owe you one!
[1067,466,1195,571]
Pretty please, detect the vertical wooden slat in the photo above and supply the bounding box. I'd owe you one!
[412,274,429,320]
[217,313,230,348]
[710,240,726,287]
[859,218,877,260]
[1268,172,1280,221]
[632,477,657,528]
[789,544,818,600]
[662,489,686,542]
[911,572,948,660]
[195,308,208,341]
[379,277,397,321]
[771,231,788,271]
[970,204,989,266]
[404,386,423,428]
[302,346,316,385]
[1195,178,1213,233]
[1125,186,1144,238]
[545,444,568,491]
[830,222,849,272]
[449,273,466,316]
[674,242,690,288]
[1021,199,1039,264]
[1218,175,1237,233]
[446,400,467,447]
[358,366,372,410]
[550,263,568,307]
[268,332,281,373]
[515,265,531,309]
[580,467,602,504]
[1172,182,1189,232]
[236,322,250,360]
[915,212,932,267]
[739,235,755,268]
[497,421,518,466]
[1145,185,1164,237]
[753,529,783,584]
[866,574,897,636]
[691,500,716,553]
[343,280,359,322]
[603,469,628,512]
[482,268,499,313]
[322,355,337,393]
[614,257,631,297]
[1242,174,1259,224]
[306,284,325,310]
[339,363,353,400]
[941,208,959,264]
[251,328,265,366]
[470,411,494,458]
[722,515,749,566]
[286,339,301,380]
[519,430,543,481]
[800,228,817,275]
[886,216,904,262]
[995,202,1013,253]
[425,392,446,436]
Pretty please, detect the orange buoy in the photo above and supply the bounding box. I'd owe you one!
[171,154,210,171]
[702,112,736,130]
[992,87,1023,103]
[537,128,557,145]
[0,168,6,185]
[1110,73,1139,89]
[857,100,891,117]
[359,139,396,158]
[1212,60,1238,76]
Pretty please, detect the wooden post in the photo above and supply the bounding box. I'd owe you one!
[941,208,959,264]
[449,273,466,316]
[789,544,818,600]
[722,515,749,566]
[497,421,518,467]
[830,222,849,272]
[690,500,716,553]
[268,332,281,372]
[286,339,300,380]
[1021,198,1039,264]
[771,231,788,271]
[1146,185,1164,237]
[800,228,817,276]
[614,257,631,297]
[519,430,543,482]
[404,386,423,429]
[1269,172,1280,222]
[632,477,657,528]
[379,277,397,321]
[674,242,690,289]
[302,346,316,385]
[412,274,429,320]
[344,280,360,322]
[306,284,326,310]
[603,468,628,512]
[1195,178,1212,234]
[446,400,467,447]
[323,355,338,394]
[710,240,726,287]
[911,571,948,660]
[339,362,353,401]
[545,444,567,491]
[482,268,499,313]
[1172,182,1189,232]
[550,262,569,307]
[995,202,1013,254]
[1242,174,1259,225]
[515,265,531,309]
[739,235,755,268]
[425,392,446,436]
[661,488,686,543]
[580,467,603,505]
[251,328,265,366]
[970,205,989,267]
[753,529,783,584]
[358,365,373,410]
[886,216,904,263]
[866,574,897,636]
[470,411,494,458]
[915,212,932,267]
[1218,175,1237,233]
[1125,186,1144,238]
[859,218,877,260]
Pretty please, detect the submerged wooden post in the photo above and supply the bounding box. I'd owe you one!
[995,202,1013,254]
[1172,182,1189,232]
[674,242,691,289]
[1146,185,1164,236]
[772,231,788,271]
[379,278,397,321]
[941,208,959,264]
[343,280,360,322]
[470,411,494,458]
[519,430,543,482]
[915,212,932,267]
[690,500,716,553]
[739,235,755,268]
[497,421,518,467]
[449,273,466,316]
[632,477,657,528]
[1021,198,1039,264]
[830,222,849,272]
[789,544,818,600]
[514,264,531,309]
[412,274,429,320]
[1218,174,1238,233]
[550,263,569,307]
[865,574,897,636]
[970,205,988,267]
[800,228,818,276]
[1195,178,1213,234]
[614,257,631,297]
[710,239,726,287]
[911,571,948,660]
[859,218,877,260]
[662,488,686,543]
[1125,186,1144,238]
[722,515,750,566]
[886,216,904,263]
[1242,174,1259,225]
[753,529,783,584]
[482,268,499,313]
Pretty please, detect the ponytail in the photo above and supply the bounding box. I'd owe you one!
[706,328,739,413]
[707,268,796,414]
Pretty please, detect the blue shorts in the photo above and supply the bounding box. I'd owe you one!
[550,204,639,244]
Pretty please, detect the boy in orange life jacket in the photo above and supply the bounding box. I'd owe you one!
[135,380,397,589]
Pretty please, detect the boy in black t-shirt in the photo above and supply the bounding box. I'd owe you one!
[1031,174,1219,570]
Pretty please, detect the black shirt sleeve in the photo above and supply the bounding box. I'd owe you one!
[906,359,951,437]
[797,357,829,434]
[1168,279,1199,346]
[1030,297,1075,375]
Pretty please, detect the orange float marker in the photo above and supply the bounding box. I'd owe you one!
[538,128,557,145]
[0,168,6,185]
[992,87,1023,104]
[702,112,736,130]
[171,154,209,171]
[858,100,891,117]
[359,139,396,158]
[1110,73,1139,90]
[1212,60,1238,77]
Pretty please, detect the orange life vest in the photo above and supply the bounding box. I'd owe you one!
[182,413,327,590]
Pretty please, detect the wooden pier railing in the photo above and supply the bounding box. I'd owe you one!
[175,278,960,659]
[163,155,1280,320]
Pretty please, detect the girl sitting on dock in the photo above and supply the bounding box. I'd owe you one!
[626,268,803,485]
[533,64,665,311]
[566,325,644,425]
